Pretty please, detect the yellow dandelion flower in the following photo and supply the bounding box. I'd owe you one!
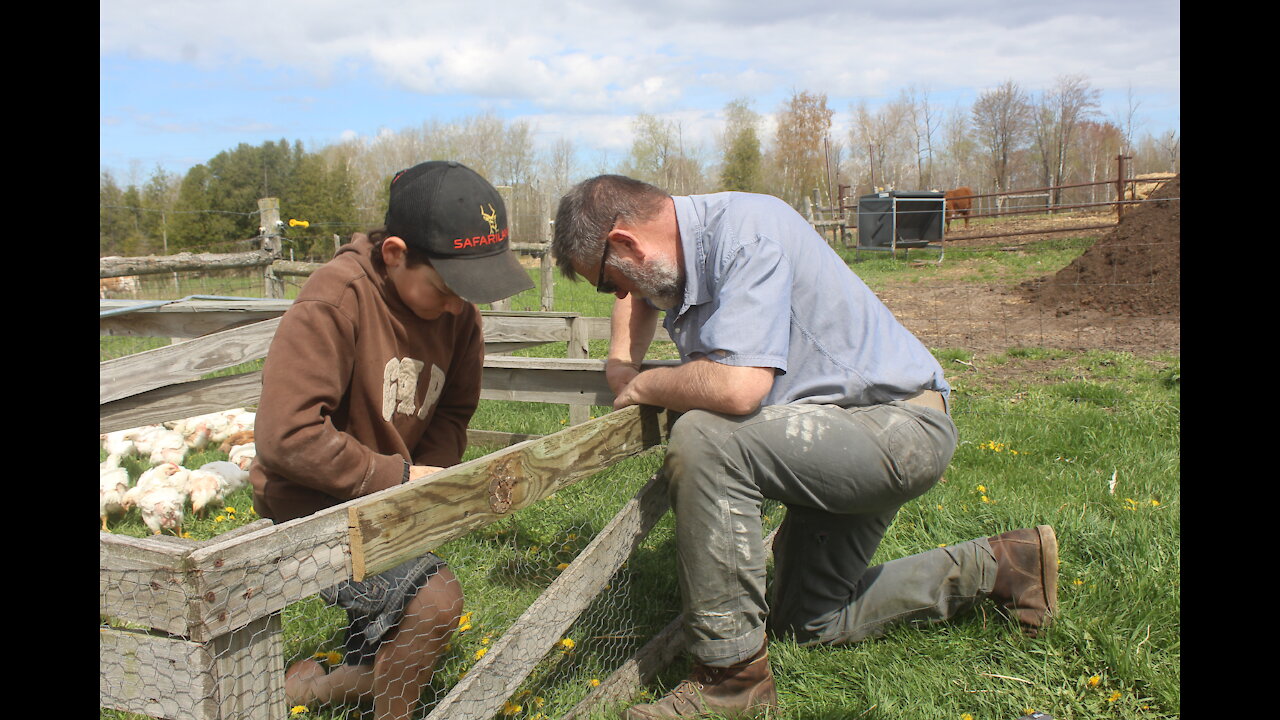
[475,647,488,660]
[458,622,472,633]
[1074,578,1085,586]
[215,515,227,522]
[938,543,947,548]
[1151,499,1161,506]
[501,701,522,715]
[290,706,309,715]
[976,484,986,493]
[981,495,991,503]
[224,506,236,514]
[1107,691,1121,702]
[590,678,601,687]
[556,562,570,571]
[533,696,545,707]
[961,714,974,720]
[559,638,576,650]
[1087,675,1101,687]
[482,636,491,645]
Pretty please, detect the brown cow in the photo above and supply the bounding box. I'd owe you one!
[943,187,974,232]
[100,275,140,298]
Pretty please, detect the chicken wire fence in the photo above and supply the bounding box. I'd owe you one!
[101,434,784,720]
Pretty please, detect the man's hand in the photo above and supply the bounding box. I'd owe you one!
[605,359,642,396]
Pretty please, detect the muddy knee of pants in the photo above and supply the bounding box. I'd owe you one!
[663,410,771,666]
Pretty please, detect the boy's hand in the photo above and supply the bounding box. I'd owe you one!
[409,465,445,481]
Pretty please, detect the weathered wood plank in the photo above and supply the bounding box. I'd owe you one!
[100,318,280,404]
[562,527,779,720]
[100,299,292,339]
[348,404,675,581]
[99,626,218,720]
[99,532,197,636]
[210,613,286,720]
[183,506,352,642]
[561,615,686,720]
[102,250,277,277]
[425,472,671,720]
[100,371,264,434]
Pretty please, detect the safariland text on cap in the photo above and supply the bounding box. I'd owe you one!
[385,160,535,304]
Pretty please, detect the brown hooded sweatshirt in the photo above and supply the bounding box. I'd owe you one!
[250,233,484,523]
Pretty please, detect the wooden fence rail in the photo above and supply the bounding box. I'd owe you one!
[100,299,673,433]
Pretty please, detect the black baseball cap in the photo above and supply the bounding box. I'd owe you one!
[385,160,535,304]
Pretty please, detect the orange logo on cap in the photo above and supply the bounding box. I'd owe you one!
[480,203,498,234]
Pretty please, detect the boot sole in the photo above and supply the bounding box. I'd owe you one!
[1036,525,1058,622]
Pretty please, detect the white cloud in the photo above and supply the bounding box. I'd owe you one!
[101,0,1179,176]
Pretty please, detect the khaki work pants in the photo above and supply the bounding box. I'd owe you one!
[662,399,998,666]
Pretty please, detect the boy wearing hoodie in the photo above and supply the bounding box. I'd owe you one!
[251,161,533,719]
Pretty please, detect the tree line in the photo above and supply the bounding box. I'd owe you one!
[100,74,1180,260]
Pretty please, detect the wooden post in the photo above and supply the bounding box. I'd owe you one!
[258,198,285,299]
[567,316,591,425]
[1115,155,1129,221]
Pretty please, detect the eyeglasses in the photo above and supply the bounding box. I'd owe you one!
[595,213,621,295]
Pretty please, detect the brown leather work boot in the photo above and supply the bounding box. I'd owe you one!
[987,525,1059,637]
[623,642,778,719]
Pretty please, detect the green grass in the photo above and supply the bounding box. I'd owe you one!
[101,240,1179,719]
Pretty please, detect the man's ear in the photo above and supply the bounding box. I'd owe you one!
[382,236,408,267]
[607,227,645,263]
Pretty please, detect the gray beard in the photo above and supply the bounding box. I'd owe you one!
[619,256,683,310]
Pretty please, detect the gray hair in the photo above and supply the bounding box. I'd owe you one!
[552,175,671,280]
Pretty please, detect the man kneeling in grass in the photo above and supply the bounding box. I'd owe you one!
[552,175,1058,719]
[251,161,533,720]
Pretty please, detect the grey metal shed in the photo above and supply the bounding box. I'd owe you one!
[855,190,945,262]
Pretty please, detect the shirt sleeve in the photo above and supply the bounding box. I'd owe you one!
[254,299,406,501]
[692,235,792,372]
[411,310,484,467]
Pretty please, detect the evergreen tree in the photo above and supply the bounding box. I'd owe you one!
[719,99,763,192]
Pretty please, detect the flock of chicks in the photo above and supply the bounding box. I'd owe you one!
[99,408,257,536]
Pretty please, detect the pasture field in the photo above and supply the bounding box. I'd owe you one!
[101,225,1180,719]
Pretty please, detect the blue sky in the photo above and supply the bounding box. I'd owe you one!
[100,0,1180,183]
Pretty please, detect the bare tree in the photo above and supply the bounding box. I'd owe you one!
[621,114,705,196]
[903,85,941,189]
[936,101,978,193]
[1031,74,1102,204]
[971,79,1034,200]
[1110,82,1144,156]
[848,99,911,195]
[1154,128,1180,173]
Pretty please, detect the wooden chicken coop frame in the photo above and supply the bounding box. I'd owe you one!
[100,300,684,720]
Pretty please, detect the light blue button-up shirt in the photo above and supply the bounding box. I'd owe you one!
[662,192,950,408]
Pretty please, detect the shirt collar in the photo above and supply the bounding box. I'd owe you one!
[672,195,712,312]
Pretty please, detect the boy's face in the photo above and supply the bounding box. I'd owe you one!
[382,237,470,320]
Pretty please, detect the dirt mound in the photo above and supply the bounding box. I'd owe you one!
[1022,175,1179,317]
